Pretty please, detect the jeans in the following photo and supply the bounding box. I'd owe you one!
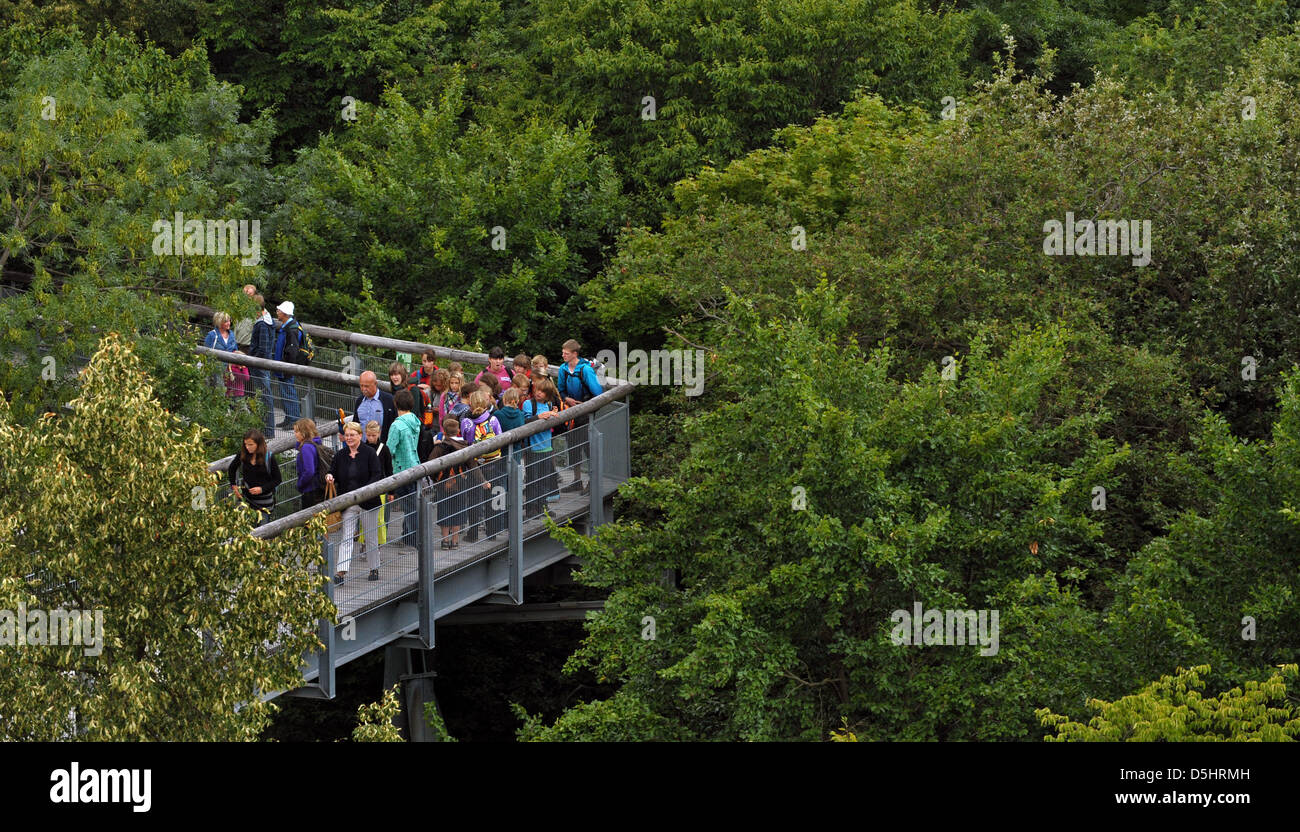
[276,374,301,422]
[253,368,276,436]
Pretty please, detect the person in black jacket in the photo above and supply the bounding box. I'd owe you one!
[326,422,384,583]
[350,371,397,444]
[227,429,281,527]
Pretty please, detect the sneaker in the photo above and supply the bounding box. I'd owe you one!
[333,573,346,585]
[368,569,380,581]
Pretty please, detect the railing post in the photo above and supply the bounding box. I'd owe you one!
[588,417,603,530]
[418,478,435,648]
[508,454,524,603]
[304,377,316,421]
[319,534,336,698]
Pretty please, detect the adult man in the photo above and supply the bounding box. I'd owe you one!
[555,339,603,492]
[232,284,258,353]
[249,293,278,437]
[351,370,397,444]
[272,301,304,426]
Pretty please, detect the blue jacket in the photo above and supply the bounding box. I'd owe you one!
[557,359,602,402]
[204,329,238,353]
[522,400,554,451]
[251,314,276,360]
[273,317,301,375]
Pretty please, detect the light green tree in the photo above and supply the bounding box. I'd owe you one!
[1039,665,1300,741]
[0,333,334,740]
[352,685,404,742]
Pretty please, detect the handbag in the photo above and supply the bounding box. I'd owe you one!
[322,481,343,534]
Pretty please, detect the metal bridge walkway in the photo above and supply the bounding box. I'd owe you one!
[191,313,633,705]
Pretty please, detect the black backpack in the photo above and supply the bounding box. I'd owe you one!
[285,321,314,366]
[312,442,334,492]
[417,424,435,462]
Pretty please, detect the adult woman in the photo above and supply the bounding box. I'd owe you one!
[204,311,248,398]
[294,418,327,509]
[326,422,383,583]
[226,429,281,526]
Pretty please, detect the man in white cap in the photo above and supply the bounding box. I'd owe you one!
[272,301,303,426]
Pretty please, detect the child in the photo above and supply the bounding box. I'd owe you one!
[437,369,459,425]
[474,346,513,391]
[390,361,431,428]
[513,353,532,380]
[429,417,485,550]
[412,350,439,391]
[478,371,502,410]
[360,420,393,546]
[448,378,473,422]
[531,354,550,380]
[429,368,450,426]
[511,372,531,402]
[522,380,560,517]
[496,387,528,462]
[461,390,504,541]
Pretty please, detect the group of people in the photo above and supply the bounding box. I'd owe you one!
[220,314,607,585]
[203,283,310,440]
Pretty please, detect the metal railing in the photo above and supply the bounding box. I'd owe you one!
[199,337,632,696]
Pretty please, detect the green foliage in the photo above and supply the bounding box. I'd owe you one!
[1039,664,1300,740]
[1102,370,1300,689]
[524,0,974,222]
[0,334,334,740]
[1093,0,1296,97]
[422,701,458,742]
[352,685,404,742]
[527,285,1139,741]
[0,35,272,440]
[590,47,1300,440]
[269,75,624,351]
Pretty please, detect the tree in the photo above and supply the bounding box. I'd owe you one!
[0,333,334,740]
[1038,664,1300,741]
[269,74,624,352]
[523,285,1136,741]
[351,685,403,742]
[0,34,275,441]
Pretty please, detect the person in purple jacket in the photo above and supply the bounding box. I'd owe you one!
[293,418,327,509]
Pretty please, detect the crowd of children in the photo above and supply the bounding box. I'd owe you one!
[219,330,605,581]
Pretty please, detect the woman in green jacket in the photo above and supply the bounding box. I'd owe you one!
[386,390,424,546]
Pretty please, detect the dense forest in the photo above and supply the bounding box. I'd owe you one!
[1,0,1298,741]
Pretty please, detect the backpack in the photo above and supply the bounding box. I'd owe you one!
[410,383,434,427]
[417,423,435,462]
[312,441,334,492]
[472,417,501,460]
[559,360,595,402]
[432,442,469,488]
[287,322,314,366]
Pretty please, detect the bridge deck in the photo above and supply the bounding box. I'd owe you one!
[329,473,608,619]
